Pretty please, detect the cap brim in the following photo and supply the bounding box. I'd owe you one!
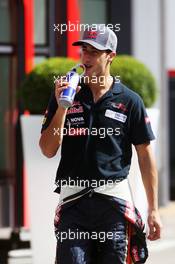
[72,40,108,51]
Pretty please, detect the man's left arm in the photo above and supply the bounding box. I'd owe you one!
[135,142,163,241]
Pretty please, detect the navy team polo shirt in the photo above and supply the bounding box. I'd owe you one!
[41,79,155,193]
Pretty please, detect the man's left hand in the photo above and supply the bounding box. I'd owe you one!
[147,210,163,240]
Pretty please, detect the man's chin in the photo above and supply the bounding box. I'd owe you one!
[81,70,99,85]
[82,72,91,80]
[81,74,90,85]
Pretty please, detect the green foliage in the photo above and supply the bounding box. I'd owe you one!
[111,55,158,107]
[18,57,77,114]
[19,55,158,114]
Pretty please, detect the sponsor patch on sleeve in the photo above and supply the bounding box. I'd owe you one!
[42,117,47,125]
[145,116,150,124]
[42,109,48,125]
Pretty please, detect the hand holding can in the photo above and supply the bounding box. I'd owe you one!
[55,79,69,105]
[58,64,85,108]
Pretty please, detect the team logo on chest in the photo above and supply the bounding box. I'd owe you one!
[67,101,84,115]
[110,102,128,112]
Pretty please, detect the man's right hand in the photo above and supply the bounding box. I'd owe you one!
[55,79,81,106]
[55,79,69,106]
[39,79,81,158]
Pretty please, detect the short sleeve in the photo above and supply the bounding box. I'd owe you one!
[130,96,155,145]
[41,91,58,133]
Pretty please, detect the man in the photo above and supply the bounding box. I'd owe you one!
[39,25,162,264]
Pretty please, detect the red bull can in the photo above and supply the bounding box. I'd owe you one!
[59,64,85,108]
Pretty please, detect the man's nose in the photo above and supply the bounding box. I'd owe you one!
[83,49,93,57]
[82,54,91,63]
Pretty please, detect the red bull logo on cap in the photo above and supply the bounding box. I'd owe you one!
[87,31,98,39]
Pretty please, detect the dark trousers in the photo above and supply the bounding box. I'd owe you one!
[54,192,131,264]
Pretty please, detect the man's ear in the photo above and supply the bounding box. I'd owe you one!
[107,52,116,63]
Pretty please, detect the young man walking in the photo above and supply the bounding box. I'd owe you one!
[39,24,162,263]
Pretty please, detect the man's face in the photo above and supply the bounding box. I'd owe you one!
[80,44,111,80]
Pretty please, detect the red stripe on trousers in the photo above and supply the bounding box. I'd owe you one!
[126,223,133,264]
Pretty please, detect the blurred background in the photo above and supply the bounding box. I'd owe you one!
[0,0,175,263]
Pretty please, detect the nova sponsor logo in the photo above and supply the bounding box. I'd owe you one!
[67,116,85,126]
[70,116,84,123]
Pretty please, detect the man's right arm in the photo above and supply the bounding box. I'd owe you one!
[39,106,67,158]
[39,79,69,158]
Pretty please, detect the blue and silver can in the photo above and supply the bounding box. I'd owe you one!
[59,64,85,108]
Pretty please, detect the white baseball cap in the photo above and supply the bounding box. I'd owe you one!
[72,24,117,52]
